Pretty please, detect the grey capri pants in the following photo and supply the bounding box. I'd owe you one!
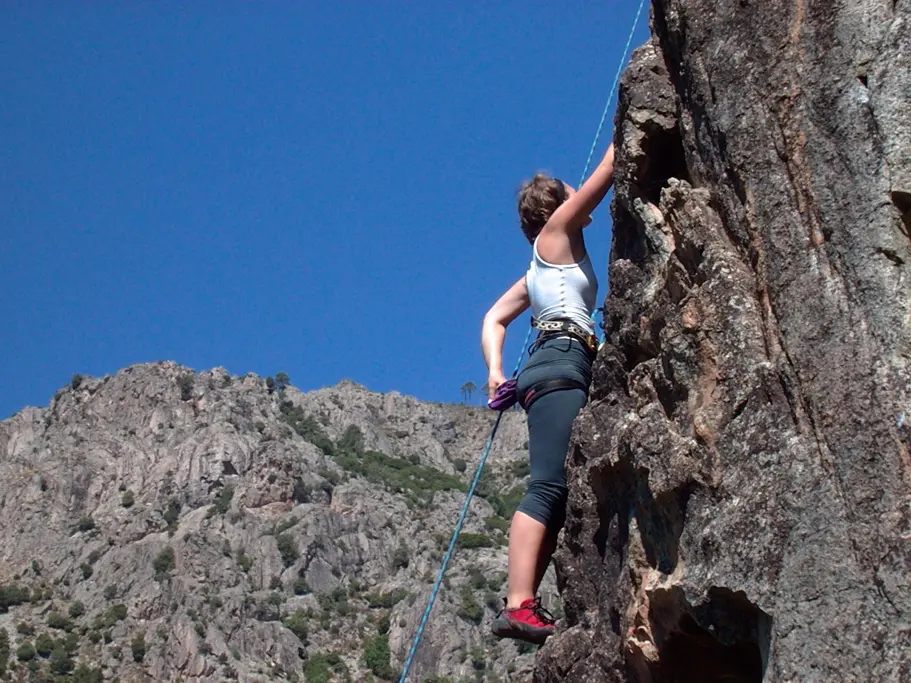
[515,336,594,531]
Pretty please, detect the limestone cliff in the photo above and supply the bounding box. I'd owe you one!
[535,1,910,681]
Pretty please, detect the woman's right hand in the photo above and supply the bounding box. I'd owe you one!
[487,371,508,401]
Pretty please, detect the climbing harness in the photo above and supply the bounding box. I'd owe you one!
[397,3,647,680]
[530,318,599,355]
[519,377,590,412]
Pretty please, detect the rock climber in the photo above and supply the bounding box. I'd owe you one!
[481,141,616,644]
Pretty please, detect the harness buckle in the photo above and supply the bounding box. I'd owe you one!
[530,318,599,354]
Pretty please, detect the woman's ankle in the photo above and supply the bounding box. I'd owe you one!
[506,593,534,610]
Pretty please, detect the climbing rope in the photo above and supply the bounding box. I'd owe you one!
[397,4,646,681]
[578,0,646,187]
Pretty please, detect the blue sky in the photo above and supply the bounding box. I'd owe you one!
[1,2,650,419]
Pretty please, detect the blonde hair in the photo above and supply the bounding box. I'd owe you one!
[517,174,566,244]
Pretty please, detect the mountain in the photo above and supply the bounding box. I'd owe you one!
[0,362,549,683]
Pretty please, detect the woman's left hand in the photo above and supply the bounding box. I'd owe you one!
[487,371,507,401]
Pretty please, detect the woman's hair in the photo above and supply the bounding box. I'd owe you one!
[517,174,567,244]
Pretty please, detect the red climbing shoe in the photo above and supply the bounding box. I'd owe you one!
[490,597,555,645]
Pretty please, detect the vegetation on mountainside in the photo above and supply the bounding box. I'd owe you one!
[1,370,537,682]
[363,633,394,679]
[280,401,336,455]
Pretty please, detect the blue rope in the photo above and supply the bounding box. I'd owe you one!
[397,4,646,680]
[396,338,529,683]
[578,0,647,187]
[581,0,645,341]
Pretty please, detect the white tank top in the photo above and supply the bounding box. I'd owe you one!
[526,239,598,333]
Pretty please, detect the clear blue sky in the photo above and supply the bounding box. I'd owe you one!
[1,2,650,419]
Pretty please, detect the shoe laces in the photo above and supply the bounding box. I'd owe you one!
[527,598,555,625]
[501,597,555,626]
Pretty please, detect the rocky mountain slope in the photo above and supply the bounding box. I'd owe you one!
[0,363,548,683]
[534,1,910,682]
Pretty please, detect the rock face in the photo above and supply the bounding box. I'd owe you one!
[0,363,547,682]
[536,1,910,681]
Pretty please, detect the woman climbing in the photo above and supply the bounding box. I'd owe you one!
[481,141,615,644]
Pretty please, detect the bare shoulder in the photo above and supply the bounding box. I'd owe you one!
[535,228,585,265]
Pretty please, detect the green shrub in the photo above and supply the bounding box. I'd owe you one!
[76,516,95,532]
[292,479,311,503]
[470,646,486,670]
[68,601,85,618]
[35,632,54,657]
[457,533,493,549]
[16,641,35,661]
[334,448,466,506]
[485,516,510,534]
[80,563,93,580]
[46,611,72,631]
[517,640,537,655]
[72,663,103,683]
[366,589,408,609]
[279,402,334,455]
[63,631,79,653]
[274,516,299,534]
[392,545,410,569]
[253,600,279,622]
[363,633,394,679]
[304,652,332,683]
[509,460,531,478]
[0,584,30,612]
[0,629,8,676]
[276,533,299,567]
[153,547,176,580]
[16,623,34,636]
[475,469,525,518]
[212,486,234,515]
[131,631,146,662]
[457,587,483,625]
[337,425,365,455]
[121,490,135,508]
[163,498,181,530]
[274,372,290,391]
[318,587,350,615]
[282,609,308,641]
[293,577,311,595]
[236,550,253,573]
[50,644,73,674]
[468,569,487,590]
[103,604,127,627]
[177,373,194,401]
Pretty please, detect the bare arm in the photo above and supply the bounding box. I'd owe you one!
[481,276,530,398]
[546,142,615,235]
